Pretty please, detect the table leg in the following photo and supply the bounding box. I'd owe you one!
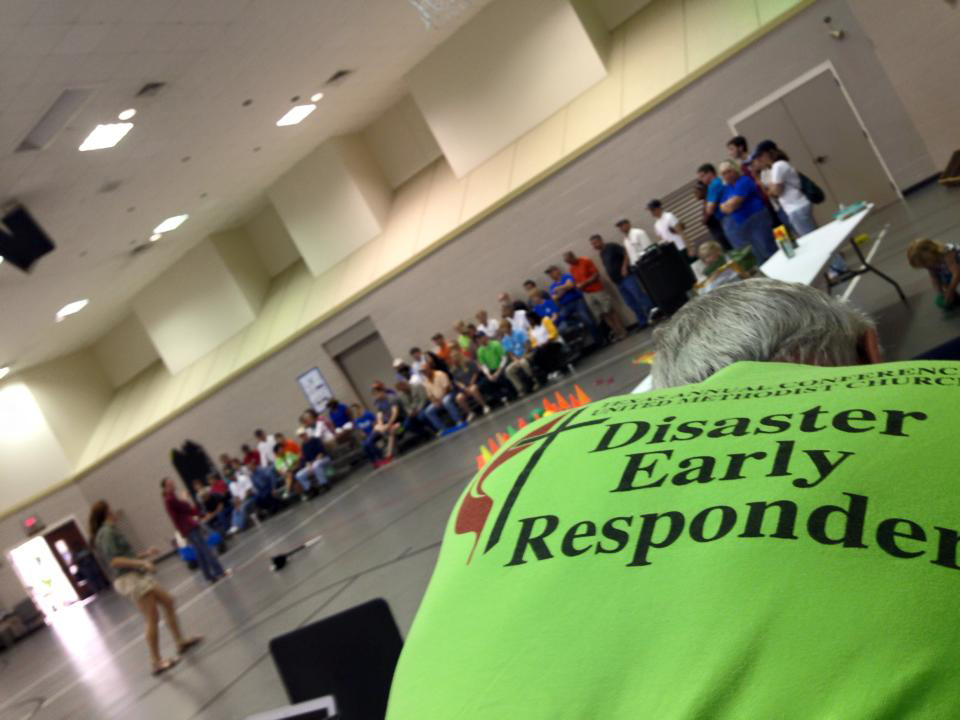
[846,237,908,305]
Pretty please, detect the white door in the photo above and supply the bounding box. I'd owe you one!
[734,69,900,214]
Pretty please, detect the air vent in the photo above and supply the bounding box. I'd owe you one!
[16,88,96,153]
[98,180,123,194]
[323,69,353,86]
[136,81,167,98]
[130,242,156,256]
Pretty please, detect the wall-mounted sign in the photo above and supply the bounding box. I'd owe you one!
[297,368,334,413]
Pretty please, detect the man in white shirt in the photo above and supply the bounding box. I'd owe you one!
[615,219,653,272]
[254,428,276,469]
[474,309,500,338]
[228,466,257,533]
[647,199,689,254]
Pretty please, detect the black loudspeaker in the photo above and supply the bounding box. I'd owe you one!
[0,205,55,272]
[270,598,404,719]
[635,243,696,314]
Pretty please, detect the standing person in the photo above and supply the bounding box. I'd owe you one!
[161,478,227,583]
[615,219,653,271]
[563,250,628,342]
[90,501,202,675]
[718,161,777,264]
[647,199,692,259]
[696,164,731,249]
[546,265,602,345]
[590,234,652,329]
[726,135,754,178]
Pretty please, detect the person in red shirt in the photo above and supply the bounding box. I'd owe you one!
[161,478,227,583]
[241,444,260,468]
[563,251,627,341]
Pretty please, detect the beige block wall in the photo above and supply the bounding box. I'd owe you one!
[92,314,160,388]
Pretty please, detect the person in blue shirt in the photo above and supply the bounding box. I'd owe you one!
[350,402,385,467]
[527,286,560,324]
[497,322,538,393]
[718,160,777,264]
[697,163,732,250]
[326,398,358,448]
[545,265,602,345]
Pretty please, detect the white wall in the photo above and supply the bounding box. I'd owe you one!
[244,203,302,277]
[210,227,270,313]
[268,135,393,277]
[362,95,443,188]
[0,383,73,516]
[92,314,160,388]
[592,0,653,29]
[133,240,259,374]
[406,0,609,176]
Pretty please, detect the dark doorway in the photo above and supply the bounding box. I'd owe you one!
[44,520,109,600]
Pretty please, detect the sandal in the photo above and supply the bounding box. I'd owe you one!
[152,657,179,676]
[177,636,204,654]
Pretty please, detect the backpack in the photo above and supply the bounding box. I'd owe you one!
[799,172,825,204]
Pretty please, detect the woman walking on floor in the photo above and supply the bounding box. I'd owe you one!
[89,500,203,675]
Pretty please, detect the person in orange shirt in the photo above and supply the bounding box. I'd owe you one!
[273,431,301,456]
[431,332,454,364]
[562,251,627,341]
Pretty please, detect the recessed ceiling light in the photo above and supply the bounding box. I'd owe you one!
[78,122,133,151]
[0,256,4,265]
[56,299,89,322]
[118,108,136,120]
[0,367,9,380]
[149,233,162,242]
[152,214,189,233]
[276,104,316,127]
[310,92,324,102]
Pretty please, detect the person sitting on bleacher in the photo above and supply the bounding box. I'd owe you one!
[295,428,330,495]
[193,478,231,535]
[370,383,404,464]
[421,366,467,431]
[526,310,565,381]
[431,333,455,365]
[227,466,258,533]
[395,380,434,441]
[475,332,519,402]
[245,457,281,513]
[448,347,493,417]
[326,398,358,448]
[240,443,260,468]
[351,402,385,467]
[497,323,538,393]
[528,287,561,326]
[273,441,303,501]
[454,321,476,359]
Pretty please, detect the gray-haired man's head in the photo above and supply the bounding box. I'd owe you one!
[651,279,881,389]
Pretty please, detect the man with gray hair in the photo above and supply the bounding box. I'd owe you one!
[388,277,960,719]
[652,278,881,388]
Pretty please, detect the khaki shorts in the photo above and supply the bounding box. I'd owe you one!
[584,289,613,316]
[113,571,158,602]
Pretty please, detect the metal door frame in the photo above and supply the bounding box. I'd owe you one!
[727,60,902,201]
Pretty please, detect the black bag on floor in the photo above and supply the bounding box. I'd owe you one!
[635,243,695,314]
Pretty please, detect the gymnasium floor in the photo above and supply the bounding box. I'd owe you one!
[1,183,957,720]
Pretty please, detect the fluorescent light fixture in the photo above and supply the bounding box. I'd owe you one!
[118,108,137,120]
[152,214,188,233]
[56,299,89,322]
[276,104,316,127]
[310,92,324,102]
[0,256,4,265]
[149,233,162,242]
[0,367,9,380]
[78,122,133,151]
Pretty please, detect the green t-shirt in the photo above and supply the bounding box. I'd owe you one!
[388,360,960,719]
[476,341,505,373]
[95,523,135,578]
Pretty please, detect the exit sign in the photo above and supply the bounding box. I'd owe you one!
[22,515,45,536]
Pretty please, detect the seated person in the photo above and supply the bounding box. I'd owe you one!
[387,279,960,720]
[274,431,300,456]
[431,333,454,365]
[497,324,538,393]
[370,383,405,463]
[454,321,476,359]
[193,478,231,534]
[351,402,384,466]
[411,346,451,379]
[475,309,500,338]
[421,366,466,431]
[227,466,258,533]
[526,310,566,381]
[273,441,303,501]
[475,332,519,401]
[697,240,744,293]
[245,458,281,512]
[208,471,230,498]
[240,443,260,468]
[294,428,330,495]
[395,380,434,440]
[529,288,561,326]
[907,237,960,309]
[326,398,358,447]
[448,347,493,418]
[300,408,337,452]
